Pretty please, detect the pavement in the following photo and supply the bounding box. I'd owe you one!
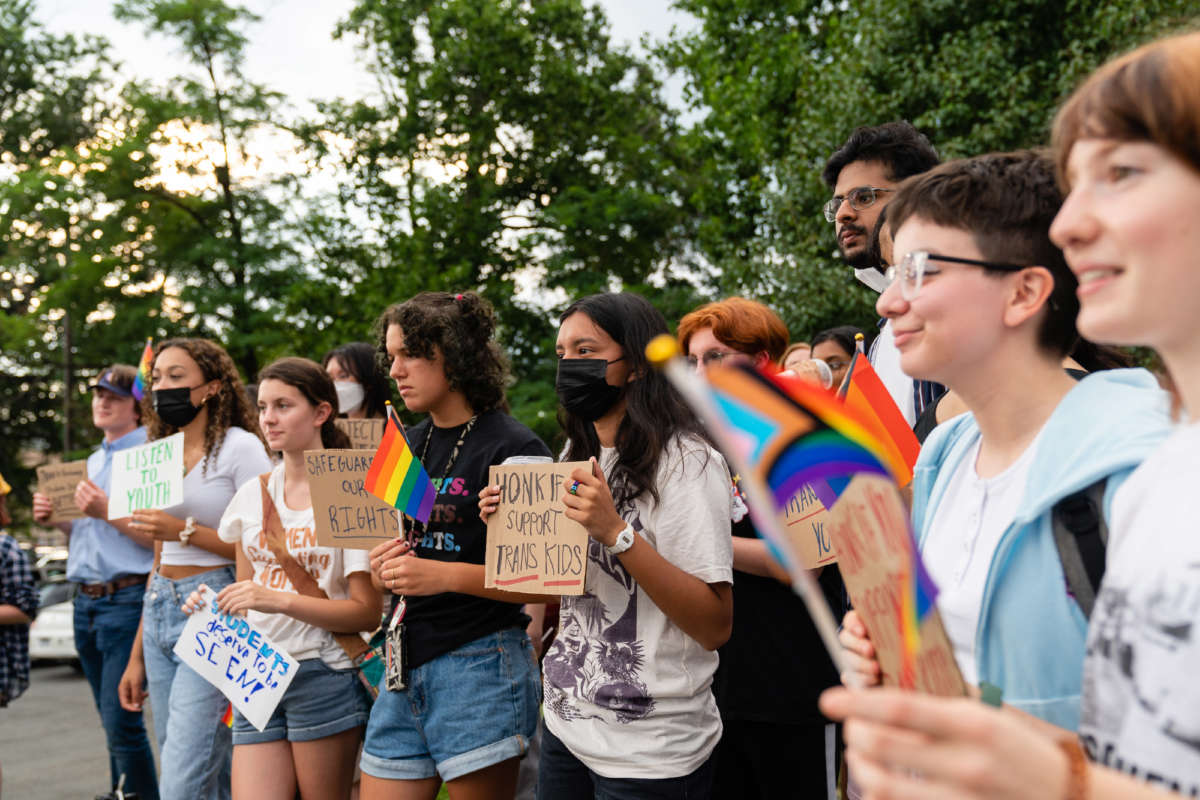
[2,662,159,799]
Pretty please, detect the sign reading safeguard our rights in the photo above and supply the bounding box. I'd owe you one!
[173,586,299,731]
[107,433,185,519]
[36,460,89,523]
[826,474,965,696]
[484,462,590,595]
[305,449,401,549]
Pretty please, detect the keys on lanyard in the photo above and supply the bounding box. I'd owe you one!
[385,596,409,691]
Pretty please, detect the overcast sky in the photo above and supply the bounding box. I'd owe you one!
[34,0,698,115]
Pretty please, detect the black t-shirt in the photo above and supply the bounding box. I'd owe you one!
[712,516,845,723]
[403,409,552,668]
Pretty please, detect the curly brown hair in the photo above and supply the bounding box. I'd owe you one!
[374,292,509,415]
[144,338,268,472]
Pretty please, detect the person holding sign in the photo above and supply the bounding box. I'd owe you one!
[822,30,1200,800]
[118,339,273,800]
[361,292,551,800]
[836,151,1170,730]
[323,341,391,420]
[496,292,733,798]
[182,357,380,800]
[677,298,846,800]
[31,364,160,800]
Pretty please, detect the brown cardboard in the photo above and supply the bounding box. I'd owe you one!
[780,482,839,568]
[484,462,590,596]
[36,460,89,523]
[335,418,386,450]
[305,449,401,549]
[826,473,966,696]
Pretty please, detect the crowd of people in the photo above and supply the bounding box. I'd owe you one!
[2,26,1200,800]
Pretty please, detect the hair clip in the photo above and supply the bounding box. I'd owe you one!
[454,293,464,301]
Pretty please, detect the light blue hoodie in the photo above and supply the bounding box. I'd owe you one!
[912,368,1171,730]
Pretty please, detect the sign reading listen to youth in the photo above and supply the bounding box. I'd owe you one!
[826,473,965,696]
[484,462,590,595]
[173,585,299,731]
[107,433,185,519]
[306,449,401,549]
[36,460,89,524]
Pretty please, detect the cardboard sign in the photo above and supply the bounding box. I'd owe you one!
[173,586,299,731]
[107,433,185,519]
[826,474,965,696]
[36,460,89,523]
[781,483,838,568]
[305,449,401,549]
[335,418,385,450]
[484,462,590,595]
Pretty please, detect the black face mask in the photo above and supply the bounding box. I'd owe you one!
[556,357,624,422]
[153,386,205,428]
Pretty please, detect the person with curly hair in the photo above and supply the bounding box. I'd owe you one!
[117,338,273,800]
[361,292,551,800]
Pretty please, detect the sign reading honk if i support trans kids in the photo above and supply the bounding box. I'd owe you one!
[173,585,299,731]
[107,433,185,519]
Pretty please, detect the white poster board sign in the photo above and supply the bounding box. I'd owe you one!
[172,586,299,731]
[108,432,185,519]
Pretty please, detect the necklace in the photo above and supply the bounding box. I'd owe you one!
[408,414,478,536]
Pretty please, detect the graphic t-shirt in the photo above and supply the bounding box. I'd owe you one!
[403,410,551,668]
[1080,422,1200,793]
[218,464,370,668]
[543,434,735,779]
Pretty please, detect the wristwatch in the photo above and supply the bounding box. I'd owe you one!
[605,523,636,556]
[179,516,197,546]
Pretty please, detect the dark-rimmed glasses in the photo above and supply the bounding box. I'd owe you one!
[823,187,896,222]
[884,251,1028,300]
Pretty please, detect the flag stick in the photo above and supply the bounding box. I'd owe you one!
[645,336,855,683]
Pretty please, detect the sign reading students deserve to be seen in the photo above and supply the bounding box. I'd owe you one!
[335,418,386,450]
[173,586,299,731]
[825,474,965,696]
[107,433,185,519]
[484,461,590,596]
[36,460,89,523]
[305,449,401,549]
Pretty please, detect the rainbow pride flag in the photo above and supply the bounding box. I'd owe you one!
[364,410,437,524]
[837,353,921,486]
[220,702,234,728]
[132,338,153,402]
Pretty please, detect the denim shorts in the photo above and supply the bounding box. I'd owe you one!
[232,658,371,745]
[360,627,541,782]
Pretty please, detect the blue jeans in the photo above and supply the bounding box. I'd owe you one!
[537,724,715,800]
[143,567,235,800]
[74,582,160,800]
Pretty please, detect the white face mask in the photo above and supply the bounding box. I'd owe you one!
[334,381,365,415]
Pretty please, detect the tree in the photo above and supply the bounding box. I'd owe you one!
[301,0,701,442]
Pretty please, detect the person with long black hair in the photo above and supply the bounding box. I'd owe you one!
[528,292,734,798]
[322,342,391,420]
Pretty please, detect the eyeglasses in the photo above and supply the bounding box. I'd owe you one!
[686,350,745,370]
[884,251,1029,301]
[823,187,896,223]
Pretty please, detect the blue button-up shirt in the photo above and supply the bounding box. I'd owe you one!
[66,426,155,584]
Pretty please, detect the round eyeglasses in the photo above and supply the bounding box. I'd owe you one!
[823,186,896,223]
[884,251,1029,300]
[686,350,744,370]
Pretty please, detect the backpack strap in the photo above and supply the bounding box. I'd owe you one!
[258,473,370,661]
[1051,477,1108,619]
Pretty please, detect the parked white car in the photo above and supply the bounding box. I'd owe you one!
[29,580,77,663]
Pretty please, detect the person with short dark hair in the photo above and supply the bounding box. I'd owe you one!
[822,121,943,424]
[32,365,160,800]
[810,325,865,389]
[837,150,1170,731]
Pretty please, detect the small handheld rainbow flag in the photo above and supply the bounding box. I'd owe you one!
[364,405,437,524]
[837,352,921,486]
[132,338,153,402]
[220,702,234,728]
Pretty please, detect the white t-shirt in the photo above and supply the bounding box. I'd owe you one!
[542,434,735,779]
[921,432,1036,686]
[161,427,274,567]
[1079,422,1200,793]
[869,322,917,426]
[218,464,370,668]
